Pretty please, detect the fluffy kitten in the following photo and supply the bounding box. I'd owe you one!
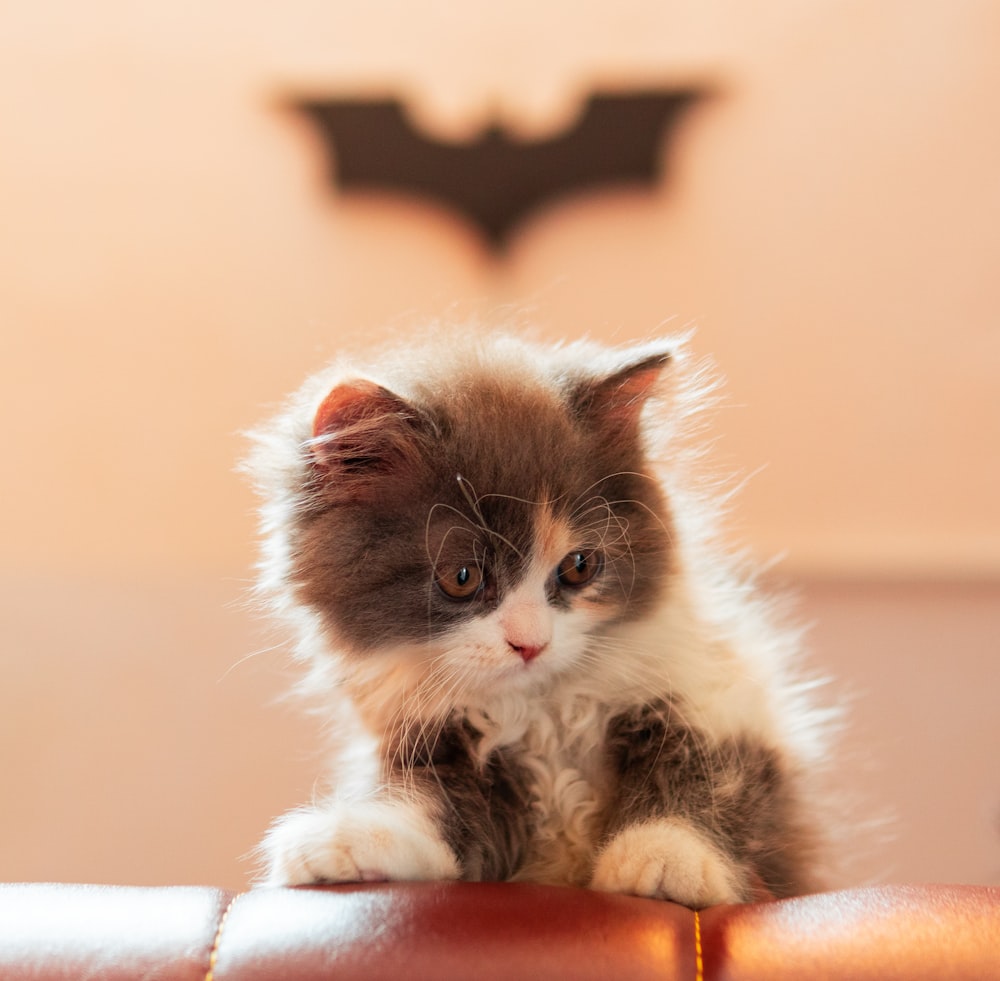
[247,331,833,907]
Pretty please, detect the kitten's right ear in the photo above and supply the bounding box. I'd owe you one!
[308,380,425,498]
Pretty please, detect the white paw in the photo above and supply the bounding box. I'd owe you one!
[259,798,461,887]
[590,819,743,908]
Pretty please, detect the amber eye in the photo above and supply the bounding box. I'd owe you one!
[556,550,603,588]
[435,563,484,601]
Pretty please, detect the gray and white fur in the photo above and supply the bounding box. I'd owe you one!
[246,330,836,907]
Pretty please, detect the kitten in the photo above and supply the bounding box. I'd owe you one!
[246,330,834,907]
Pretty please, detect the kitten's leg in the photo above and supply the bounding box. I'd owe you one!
[260,796,460,887]
[261,718,532,886]
[392,718,534,882]
[592,700,812,907]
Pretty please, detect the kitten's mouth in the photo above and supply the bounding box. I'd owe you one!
[498,652,555,690]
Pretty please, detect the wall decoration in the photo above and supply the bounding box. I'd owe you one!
[293,89,704,250]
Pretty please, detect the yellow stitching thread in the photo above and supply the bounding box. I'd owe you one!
[205,893,239,981]
[693,910,704,981]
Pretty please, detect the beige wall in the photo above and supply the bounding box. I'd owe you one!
[1,2,998,890]
[3,1,999,580]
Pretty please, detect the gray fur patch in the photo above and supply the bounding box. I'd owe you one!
[602,700,819,898]
[384,718,534,881]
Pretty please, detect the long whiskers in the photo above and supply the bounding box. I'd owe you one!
[381,644,480,795]
[569,471,672,536]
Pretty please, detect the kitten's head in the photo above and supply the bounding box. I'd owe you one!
[262,335,677,701]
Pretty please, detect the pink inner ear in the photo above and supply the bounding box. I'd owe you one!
[309,379,420,483]
[312,380,386,440]
[593,351,672,424]
[608,364,664,410]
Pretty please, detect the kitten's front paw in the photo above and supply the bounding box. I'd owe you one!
[591,819,743,908]
[260,799,461,887]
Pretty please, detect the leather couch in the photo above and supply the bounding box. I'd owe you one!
[1,880,997,980]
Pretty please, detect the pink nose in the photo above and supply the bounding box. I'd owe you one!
[510,643,544,663]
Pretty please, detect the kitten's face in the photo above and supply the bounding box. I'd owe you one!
[289,345,673,698]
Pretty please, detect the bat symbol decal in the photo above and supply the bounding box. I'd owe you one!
[293,90,704,249]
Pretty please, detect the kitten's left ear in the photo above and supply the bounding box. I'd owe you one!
[570,344,673,434]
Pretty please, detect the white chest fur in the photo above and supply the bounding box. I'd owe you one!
[471,688,620,885]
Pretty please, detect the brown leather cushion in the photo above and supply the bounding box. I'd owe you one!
[1,881,997,980]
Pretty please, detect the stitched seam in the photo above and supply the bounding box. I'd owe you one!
[205,893,240,981]
[693,910,704,981]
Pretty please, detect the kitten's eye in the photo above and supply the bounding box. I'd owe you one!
[556,550,603,588]
[435,563,484,601]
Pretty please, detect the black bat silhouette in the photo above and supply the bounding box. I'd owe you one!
[293,90,703,248]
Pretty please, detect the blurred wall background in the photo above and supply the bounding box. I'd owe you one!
[2,1,998,890]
